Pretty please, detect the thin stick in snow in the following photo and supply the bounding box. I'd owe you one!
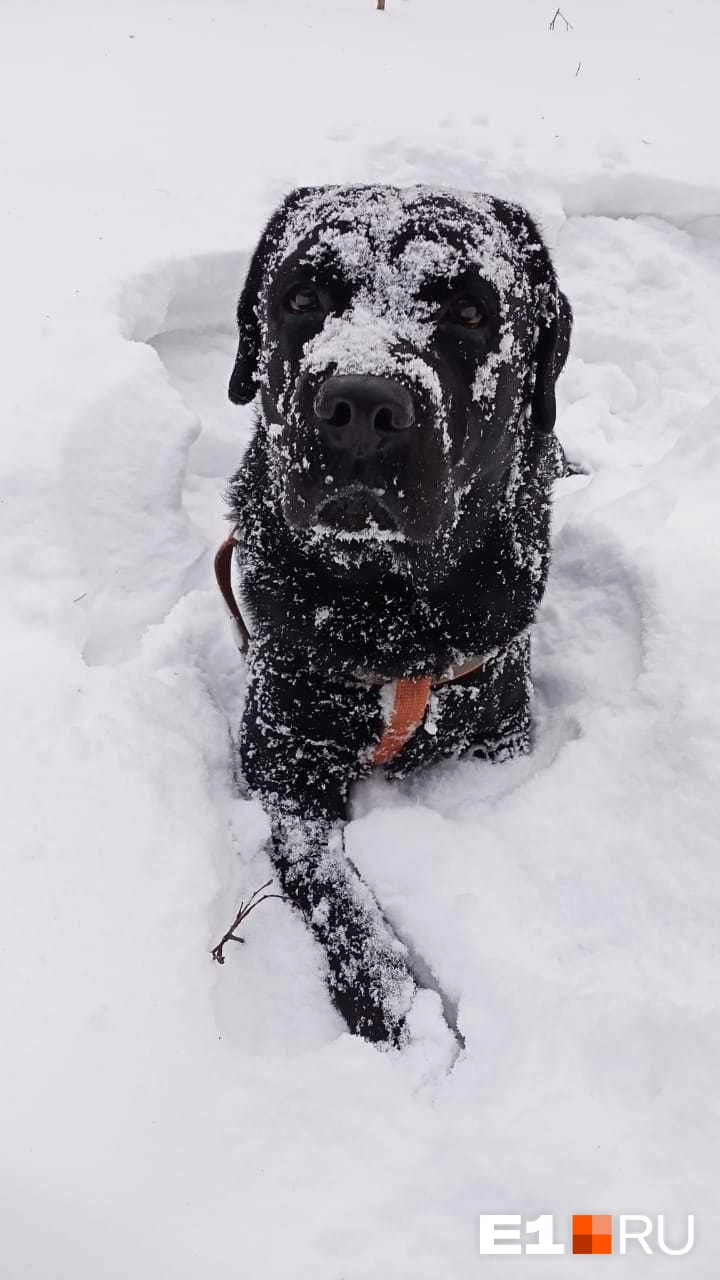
[548,7,572,31]
[211,879,284,964]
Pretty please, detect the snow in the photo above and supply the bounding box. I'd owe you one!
[2,0,720,1275]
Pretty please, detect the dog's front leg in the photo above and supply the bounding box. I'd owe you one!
[239,638,416,1044]
[269,812,415,1044]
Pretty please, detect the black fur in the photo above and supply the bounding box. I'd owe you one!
[226,185,571,1044]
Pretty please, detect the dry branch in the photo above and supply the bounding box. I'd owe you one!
[548,7,572,31]
[212,879,284,964]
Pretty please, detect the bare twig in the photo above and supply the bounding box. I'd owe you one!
[575,60,582,76]
[212,879,284,964]
[548,7,572,30]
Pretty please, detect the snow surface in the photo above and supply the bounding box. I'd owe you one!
[2,0,720,1275]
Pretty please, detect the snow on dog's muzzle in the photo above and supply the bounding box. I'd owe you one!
[302,307,445,420]
[275,308,454,543]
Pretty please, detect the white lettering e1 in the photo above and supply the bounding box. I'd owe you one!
[479,1215,522,1255]
[525,1214,565,1255]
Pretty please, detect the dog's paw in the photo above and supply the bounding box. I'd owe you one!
[402,988,463,1079]
[470,705,532,763]
[330,945,416,1048]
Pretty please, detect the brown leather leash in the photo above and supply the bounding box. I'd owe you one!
[214,531,251,653]
[215,530,497,766]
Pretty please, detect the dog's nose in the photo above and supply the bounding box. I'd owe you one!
[313,375,414,456]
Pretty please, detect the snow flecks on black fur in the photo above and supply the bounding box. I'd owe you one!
[271,815,415,1045]
[226,184,572,1045]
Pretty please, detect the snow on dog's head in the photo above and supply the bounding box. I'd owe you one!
[229,185,570,546]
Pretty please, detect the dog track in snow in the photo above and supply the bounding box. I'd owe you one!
[85,206,720,1060]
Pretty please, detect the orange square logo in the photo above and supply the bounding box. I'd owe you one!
[573,1214,612,1254]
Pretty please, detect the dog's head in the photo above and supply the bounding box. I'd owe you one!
[229,185,571,545]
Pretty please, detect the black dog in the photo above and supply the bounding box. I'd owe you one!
[225,185,571,1045]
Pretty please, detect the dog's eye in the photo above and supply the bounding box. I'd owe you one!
[447,296,489,329]
[285,285,322,315]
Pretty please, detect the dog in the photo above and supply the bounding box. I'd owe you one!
[224,184,571,1045]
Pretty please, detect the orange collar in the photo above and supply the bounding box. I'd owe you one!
[362,653,492,765]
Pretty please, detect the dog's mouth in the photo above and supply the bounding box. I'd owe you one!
[315,489,400,537]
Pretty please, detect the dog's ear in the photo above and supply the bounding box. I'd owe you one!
[229,187,315,406]
[531,287,572,435]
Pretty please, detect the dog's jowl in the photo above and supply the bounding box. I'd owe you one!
[224,185,571,1045]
